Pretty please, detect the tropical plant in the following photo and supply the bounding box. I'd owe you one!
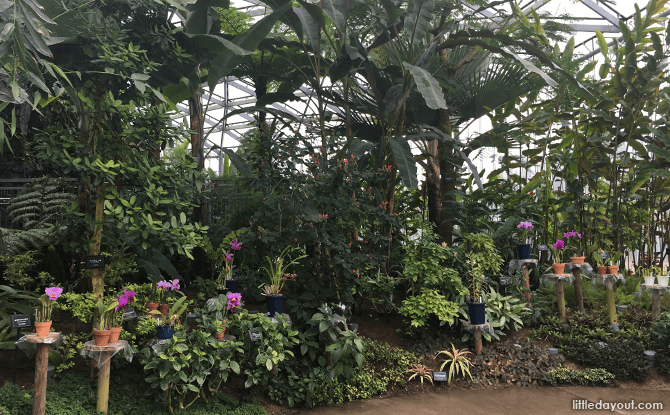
[436,344,473,384]
[260,245,306,296]
[406,364,434,386]
[35,287,63,323]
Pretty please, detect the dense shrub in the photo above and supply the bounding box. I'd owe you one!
[548,367,616,386]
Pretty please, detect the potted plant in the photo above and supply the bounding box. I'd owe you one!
[157,279,179,318]
[658,270,669,287]
[607,252,621,275]
[145,277,159,316]
[206,292,242,339]
[641,268,655,286]
[550,239,566,274]
[259,245,306,316]
[109,289,135,343]
[94,300,117,346]
[516,221,533,260]
[464,233,503,325]
[153,296,189,340]
[564,231,584,264]
[35,287,63,337]
[592,250,607,275]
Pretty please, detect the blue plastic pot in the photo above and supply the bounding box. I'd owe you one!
[517,244,531,260]
[157,325,175,340]
[267,295,284,316]
[226,279,239,293]
[467,302,486,325]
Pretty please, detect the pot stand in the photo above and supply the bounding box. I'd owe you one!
[641,284,670,321]
[508,259,538,307]
[592,274,625,328]
[80,340,133,415]
[22,333,61,415]
[544,273,574,323]
[566,262,592,313]
[461,322,494,355]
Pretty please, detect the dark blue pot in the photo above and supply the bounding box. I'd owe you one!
[517,244,531,260]
[157,325,175,340]
[226,279,239,293]
[467,302,486,325]
[267,295,284,317]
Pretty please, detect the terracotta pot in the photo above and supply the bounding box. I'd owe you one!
[570,256,585,265]
[35,321,52,338]
[597,266,608,275]
[93,329,111,347]
[145,302,159,318]
[158,303,169,318]
[552,263,566,275]
[607,265,619,275]
[108,327,122,343]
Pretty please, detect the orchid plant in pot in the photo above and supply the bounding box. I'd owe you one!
[35,287,63,337]
[218,239,242,293]
[157,279,180,318]
[592,250,608,275]
[516,221,534,260]
[607,252,622,275]
[151,296,189,339]
[550,240,566,274]
[145,277,159,314]
[94,300,118,346]
[564,231,584,264]
[259,245,306,316]
[209,292,242,339]
[109,289,135,343]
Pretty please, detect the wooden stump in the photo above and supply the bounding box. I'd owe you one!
[522,265,532,307]
[33,344,48,415]
[97,351,112,415]
[652,289,662,321]
[572,267,585,312]
[556,280,567,323]
[474,327,482,356]
[606,286,618,325]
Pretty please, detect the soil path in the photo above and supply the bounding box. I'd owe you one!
[306,387,670,415]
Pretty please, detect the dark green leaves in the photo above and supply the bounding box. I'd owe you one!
[389,136,418,189]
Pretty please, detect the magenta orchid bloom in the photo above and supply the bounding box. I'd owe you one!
[124,289,136,302]
[230,240,243,251]
[171,279,180,291]
[45,287,63,301]
[553,240,565,250]
[225,251,234,262]
[563,231,581,239]
[227,292,242,311]
[157,281,172,291]
[517,221,533,230]
[116,294,129,311]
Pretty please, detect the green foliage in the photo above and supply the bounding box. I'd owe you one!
[53,292,97,323]
[406,364,433,386]
[462,233,504,301]
[140,328,244,412]
[0,285,39,348]
[652,311,670,349]
[0,250,38,287]
[310,339,418,406]
[402,224,467,297]
[471,342,566,386]
[0,371,266,415]
[355,267,400,313]
[399,289,459,329]
[436,344,473,384]
[55,331,91,372]
[460,289,532,342]
[548,367,616,386]
[232,310,299,388]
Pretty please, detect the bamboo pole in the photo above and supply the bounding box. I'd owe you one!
[96,351,112,415]
[556,280,567,323]
[33,344,49,415]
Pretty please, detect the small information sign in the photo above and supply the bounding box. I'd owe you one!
[85,255,105,269]
[10,314,31,330]
[433,371,448,382]
[538,244,549,251]
[600,251,610,259]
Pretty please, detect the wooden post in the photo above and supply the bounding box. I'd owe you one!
[97,351,112,415]
[572,267,585,312]
[33,343,49,415]
[474,327,482,356]
[605,285,618,325]
[522,264,532,307]
[652,289,662,321]
[556,280,567,323]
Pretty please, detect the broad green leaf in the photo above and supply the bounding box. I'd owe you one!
[219,148,252,177]
[595,30,608,58]
[389,136,418,189]
[402,62,446,110]
[404,0,434,50]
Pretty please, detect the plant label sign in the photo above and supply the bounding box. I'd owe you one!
[10,314,31,330]
[538,244,549,251]
[601,251,610,259]
[85,255,105,269]
[433,371,448,382]
[123,308,137,321]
